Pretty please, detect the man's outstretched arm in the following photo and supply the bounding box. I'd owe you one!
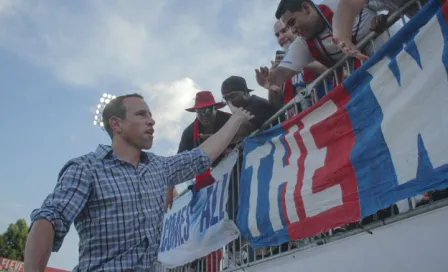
[256,37,315,90]
[333,0,367,42]
[332,0,370,60]
[199,104,253,161]
[165,105,254,186]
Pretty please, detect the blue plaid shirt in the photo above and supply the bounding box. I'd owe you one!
[30,144,211,271]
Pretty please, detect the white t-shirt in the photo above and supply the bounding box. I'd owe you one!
[280,6,379,72]
[366,0,404,12]
[367,0,424,18]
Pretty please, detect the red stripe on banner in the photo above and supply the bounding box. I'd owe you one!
[292,121,308,221]
[281,181,291,225]
[281,85,360,240]
[442,1,448,24]
[283,133,292,165]
[281,132,292,224]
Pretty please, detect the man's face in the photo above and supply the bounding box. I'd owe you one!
[274,21,295,50]
[196,106,217,126]
[281,3,319,40]
[118,97,155,150]
[223,91,249,108]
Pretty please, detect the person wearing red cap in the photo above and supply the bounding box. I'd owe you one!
[164,90,230,272]
[164,90,231,211]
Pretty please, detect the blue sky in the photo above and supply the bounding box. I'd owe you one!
[0,0,295,269]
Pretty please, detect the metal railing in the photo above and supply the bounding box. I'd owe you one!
[159,0,448,270]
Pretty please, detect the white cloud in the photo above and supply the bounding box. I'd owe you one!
[139,78,200,142]
[0,0,282,143]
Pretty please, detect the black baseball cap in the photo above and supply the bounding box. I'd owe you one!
[221,76,254,97]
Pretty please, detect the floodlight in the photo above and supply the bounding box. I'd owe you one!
[93,92,118,131]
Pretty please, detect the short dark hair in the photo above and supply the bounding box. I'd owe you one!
[275,0,312,19]
[102,93,144,138]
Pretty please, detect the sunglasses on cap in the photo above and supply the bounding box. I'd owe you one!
[196,106,215,114]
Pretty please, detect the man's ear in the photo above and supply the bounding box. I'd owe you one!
[303,2,312,14]
[110,117,123,134]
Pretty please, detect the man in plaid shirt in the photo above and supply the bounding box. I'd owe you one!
[24,93,254,272]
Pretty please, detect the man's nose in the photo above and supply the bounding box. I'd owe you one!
[147,117,155,126]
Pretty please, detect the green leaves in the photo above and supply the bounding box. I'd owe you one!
[0,219,28,261]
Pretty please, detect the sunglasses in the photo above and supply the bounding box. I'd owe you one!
[196,106,215,114]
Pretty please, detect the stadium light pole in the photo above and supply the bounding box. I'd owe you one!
[93,93,117,130]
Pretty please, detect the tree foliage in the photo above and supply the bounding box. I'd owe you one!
[0,219,28,261]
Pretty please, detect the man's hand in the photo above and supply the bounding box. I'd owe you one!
[227,102,254,123]
[255,66,281,92]
[255,66,269,88]
[199,104,254,162]
[370,12,390,34]
[164,187,175,212]
[331,37,369,61]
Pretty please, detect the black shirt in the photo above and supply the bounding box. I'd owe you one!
[244,95,279,130]
[178,110,231,167]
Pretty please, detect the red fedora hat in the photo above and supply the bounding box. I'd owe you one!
[185,90,226,112]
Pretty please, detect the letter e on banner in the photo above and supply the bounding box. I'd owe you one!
[286,88,360,240]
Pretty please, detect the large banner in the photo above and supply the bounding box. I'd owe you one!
[237,0,448,248]
[158,149,240,268]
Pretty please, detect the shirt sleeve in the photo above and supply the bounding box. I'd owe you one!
[279,37,314,72]
[164,148,212,187]
[30,161,92,252]
[366,0,398,12]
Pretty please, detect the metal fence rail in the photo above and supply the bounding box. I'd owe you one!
[158,1,446,271]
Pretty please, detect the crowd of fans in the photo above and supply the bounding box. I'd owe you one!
[165,0,448,271]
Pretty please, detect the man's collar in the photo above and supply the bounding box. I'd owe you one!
[95,144,112,160]
[94,144,150,163]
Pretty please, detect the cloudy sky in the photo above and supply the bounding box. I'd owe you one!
[0,0,323,269]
